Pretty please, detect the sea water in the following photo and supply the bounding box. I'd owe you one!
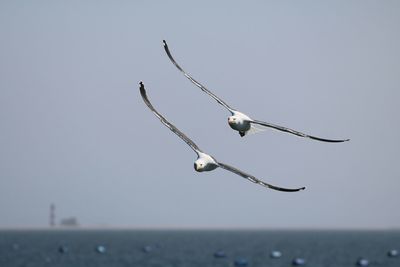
[0,230,399,267]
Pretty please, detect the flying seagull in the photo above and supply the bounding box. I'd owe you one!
[163,40,350,142]
[139,81,305,192]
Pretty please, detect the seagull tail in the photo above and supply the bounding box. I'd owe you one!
[246,124,267,135]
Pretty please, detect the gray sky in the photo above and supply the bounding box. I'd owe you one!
[0,1,399,229]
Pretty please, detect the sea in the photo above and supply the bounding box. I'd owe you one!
[0,230,399,267]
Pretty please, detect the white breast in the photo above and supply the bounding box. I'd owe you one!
[198,152,218,171]
[231,111,252,132]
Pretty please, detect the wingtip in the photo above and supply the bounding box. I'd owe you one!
[139,81,145,92]
[162,40,167,46]
[301,187,306,190]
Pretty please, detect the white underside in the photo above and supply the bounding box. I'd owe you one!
[196,152,218,171]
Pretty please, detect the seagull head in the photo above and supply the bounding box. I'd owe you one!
[194,159,206,172]
[228,116,238,125]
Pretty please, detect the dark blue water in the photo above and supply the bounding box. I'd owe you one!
[0,230,399,267]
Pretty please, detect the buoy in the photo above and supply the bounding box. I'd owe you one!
[388,249,398,257]
[292,257,306,266]
[95,245,106,254]
[270,250,282,258]
[213,250,226,258]
[142,245,153,253]
[234,258,249,267]
[58,245,68,254]
[356,258,369,266]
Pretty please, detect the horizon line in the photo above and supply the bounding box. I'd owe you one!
[1,225,399,231]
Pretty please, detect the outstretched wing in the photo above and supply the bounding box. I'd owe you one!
[251,120,350,143]
[163,40,236,115]
[139,82,202,155]
[217,162,305,192]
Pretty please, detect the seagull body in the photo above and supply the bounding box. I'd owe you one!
[163,40,350,142]
[228,111,253,136]
[139,81,305,192]
[194,152,218,172]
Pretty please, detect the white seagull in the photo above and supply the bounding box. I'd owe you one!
[139,81,305,192]
[163,40,350,142]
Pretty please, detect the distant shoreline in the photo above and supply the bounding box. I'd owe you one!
[1,227,399,232]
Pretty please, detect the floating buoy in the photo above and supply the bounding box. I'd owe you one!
[388,249,398,257]
[356,258,369,266]
[292,257,306,266]
[270,250,282,258]
[213,250,226,258]
[142,245,153,253]
[234,258,249,267]
[95,245,106,254]
[58,245,68,254]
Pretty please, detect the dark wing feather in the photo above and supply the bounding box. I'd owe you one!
[217,162,305,192]
[251,120,350,143]
[163,40,235,114]
[139,82,202,154]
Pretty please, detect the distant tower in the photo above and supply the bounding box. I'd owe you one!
[49,203,56,227]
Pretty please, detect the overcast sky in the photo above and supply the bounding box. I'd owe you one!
[0,1,399,229]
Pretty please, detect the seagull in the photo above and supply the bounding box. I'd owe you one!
[163,40,350,142]
[139,81,305,192]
